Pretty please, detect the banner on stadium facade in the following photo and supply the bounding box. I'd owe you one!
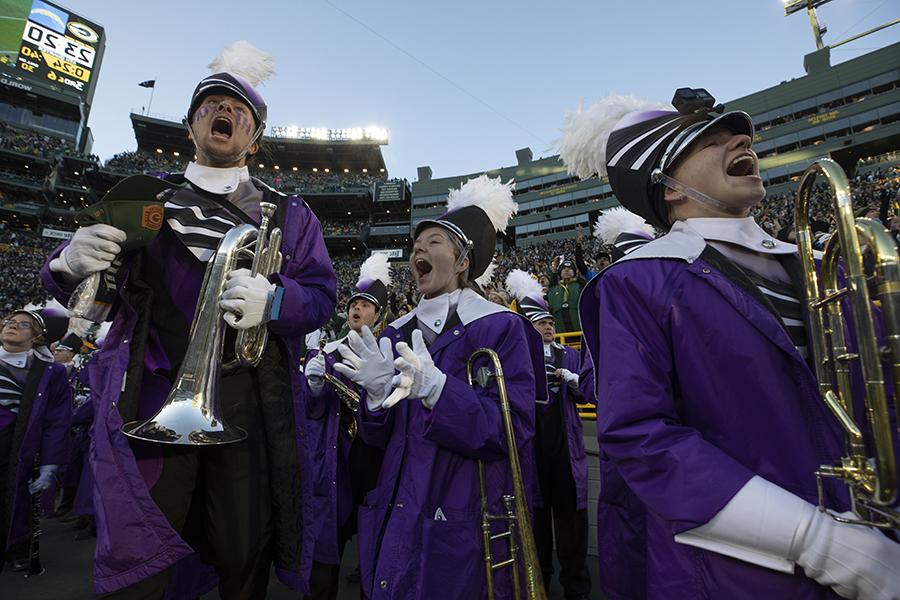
[371,248,403,259]
[42,226,73,239]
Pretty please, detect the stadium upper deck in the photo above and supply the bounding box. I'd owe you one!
[412,42,900,247]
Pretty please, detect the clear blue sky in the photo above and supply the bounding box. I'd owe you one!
[67,0,899,180]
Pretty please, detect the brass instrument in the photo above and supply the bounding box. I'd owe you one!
[122,202,282,445]
[318,338,361,439]
[25,456,44,578]
[467,348,546,600]
[794,158,900,529]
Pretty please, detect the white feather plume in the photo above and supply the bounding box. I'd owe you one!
[474,260,497,288]
[360,253,392,286]
[504,269,543,302]
[95,321,111,345]
[447,175,517,232]
[593,207,655,243]
[208,41,275,87]
[66,316,93,338]
[558,93,669,180]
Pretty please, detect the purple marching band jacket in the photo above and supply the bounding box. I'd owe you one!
[1,354,71,551]
[40,180,336,595]
[64,363,95,517]
[577,220,888,599]
[536,342,588,511]
[302,338,363,565]
[354,288,547,600]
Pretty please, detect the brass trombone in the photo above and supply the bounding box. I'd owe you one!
[467,348,546,600]
[318,338,361,439]
[794,158,899,529]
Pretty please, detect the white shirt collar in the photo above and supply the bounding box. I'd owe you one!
[684,217,796,255]
[416,289,462,334]
[184,161,250,195]
[0,347,32,368]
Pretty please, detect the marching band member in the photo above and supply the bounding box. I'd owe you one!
[0,310,71,571]
[303,253,389,600]
[591,206,655,262]
[41,42,336,597]
[333,175,546,599]
[560,88,900,599]
[506,269,592,599]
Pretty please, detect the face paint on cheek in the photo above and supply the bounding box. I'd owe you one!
[234,112,254,135]
[194,104,215,123]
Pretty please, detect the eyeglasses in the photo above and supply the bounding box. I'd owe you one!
[2,320,34,330]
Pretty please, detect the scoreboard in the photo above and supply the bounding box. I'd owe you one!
[0,0,104,100]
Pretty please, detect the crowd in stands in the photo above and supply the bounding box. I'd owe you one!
[0,168,45,186]
[103,151,189,175]
[0,122,81,160]
[0,226,57,313]
[322,218,369,236]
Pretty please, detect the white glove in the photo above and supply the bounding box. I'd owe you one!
[49,224,126,280]
[675,476,900,599]
[220,268,276,330]
[28,464,58,494]
[386,329,446,410]
[556,368,579,385]
[795,509,900,599]
[333,326,395,411]
[305,352,326,397]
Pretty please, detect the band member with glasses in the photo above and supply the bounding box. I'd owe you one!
[560,88,900,599]
[0,310,70,572]
[334,175,546,600]
[41,43,336,597]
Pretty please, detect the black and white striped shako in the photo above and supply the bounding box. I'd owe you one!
[559,88,753,231]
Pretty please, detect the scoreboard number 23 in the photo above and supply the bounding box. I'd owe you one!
[24,22,95,69]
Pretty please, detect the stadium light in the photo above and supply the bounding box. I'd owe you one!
[292,167,298,171]
[324,168,330,173]
[380,168,385,173]
[259,164,265,168]
[269,124,389,142]
[274,165,280,170]
[173,151,180,157]
[343,168,349,173]
[313,168,318,172]
[156,148,163,153]
[362,168,368,173]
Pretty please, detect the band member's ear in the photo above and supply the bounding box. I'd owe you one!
[663,186,683,203]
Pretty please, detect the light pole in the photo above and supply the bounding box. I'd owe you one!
[783,0,831,50]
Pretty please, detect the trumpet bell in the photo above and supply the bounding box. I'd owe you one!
[122,390,247,445]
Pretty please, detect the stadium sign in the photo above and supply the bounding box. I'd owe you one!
[0,0,105,100]
[0,76,32,91]
[371,248,403,259]
[41,226,73,240]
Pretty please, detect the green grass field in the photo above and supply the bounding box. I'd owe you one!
[0,0,30,55]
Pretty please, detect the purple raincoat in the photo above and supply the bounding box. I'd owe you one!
[578,224,854,599]
[2,358,71,550]
[535,343,588,510]
[356,289,546,600]
[41,190,336,594]
[304,341,356,565]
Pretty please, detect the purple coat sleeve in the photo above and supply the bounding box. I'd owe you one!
[268,206,336,338]
[593,267,753,533]
[40,364,72,466]
[423,315,536,462]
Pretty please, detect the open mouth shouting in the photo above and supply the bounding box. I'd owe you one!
[414,257,433,283]
[210,116,234,141]
[726,153,758,179]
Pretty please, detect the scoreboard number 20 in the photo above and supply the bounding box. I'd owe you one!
[23,22,95,69]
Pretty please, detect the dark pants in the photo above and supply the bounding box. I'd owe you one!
[103,371,274,600]
[534,449,591,599]
[304,518,356,600]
